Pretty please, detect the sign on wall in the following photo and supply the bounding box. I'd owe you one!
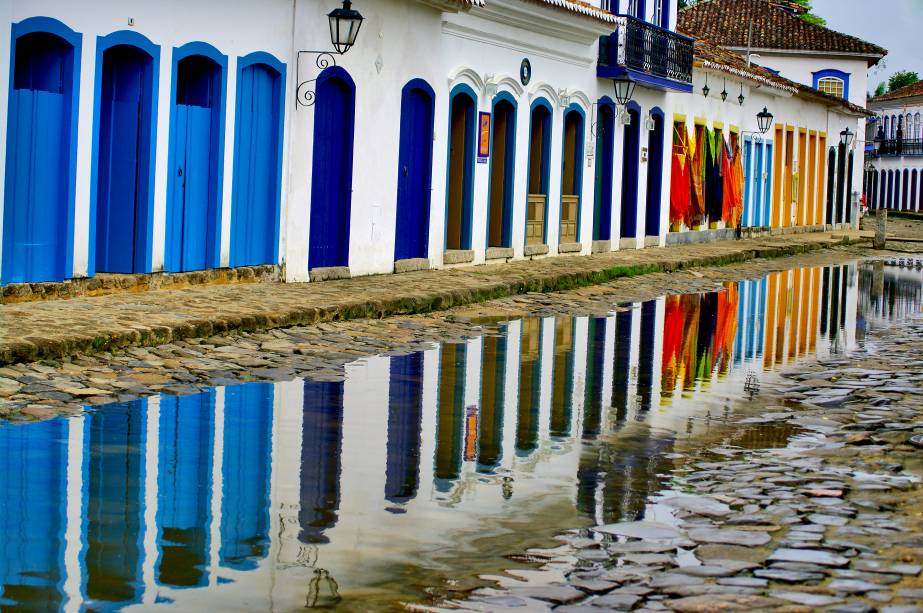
[478,112,491,163]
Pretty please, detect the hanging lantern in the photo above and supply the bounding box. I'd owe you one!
[328,0,364,55]
[738,83,745,106]
[840,127,854,147]
[756,107,773,134]
[613,78,636,106]
[702,73,710,98]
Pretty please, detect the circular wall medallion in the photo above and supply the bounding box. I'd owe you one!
[520,58,532,86]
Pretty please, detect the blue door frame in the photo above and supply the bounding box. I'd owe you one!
[486,92,517,248]
[560,104,586,240]
[165,42,227,273]
[309,66,356,270]
[742,137,752,227]
[620,102,641,239]
[230,52,285,268]
[395,79,435,262]
[90,31,159,276]
[593,98,615,241]
[444,84,477,251]
[644,107,664,237]
[3,17,81,285]
[526,98,553,244]
[763,141,773,226]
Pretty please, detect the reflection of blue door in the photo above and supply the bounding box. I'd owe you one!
[221,383,273,570]
[300,380,345,544]
[157,391,215,588]
[310,68,355,270]
[395,82,434,262]
[4,32,75,284]
[231,63,282,267]
[86,399,145,605]
[96,46,153,273]
[385,353,425,505]
[0,418,67,610]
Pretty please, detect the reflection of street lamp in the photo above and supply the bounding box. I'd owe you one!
[744,371,760,399]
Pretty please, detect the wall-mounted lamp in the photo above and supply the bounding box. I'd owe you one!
[296,0,365,107]
[756,107,773,134]
[644,113,656,131]
[613,78,636,107]
[702,73,710,98]
[738,83,745,106]
[840,127,854,147]
[721,78,728,102]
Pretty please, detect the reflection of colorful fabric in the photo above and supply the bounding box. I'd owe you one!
[661,295,685,396]
[670,152,690,224]
[679,294,701,391]
[713,283,739,375]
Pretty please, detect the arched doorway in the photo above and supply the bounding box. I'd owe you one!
[593,99,615,243]
[620,103,641,241]
[3,19,80,284]
[825,147,836,222]
[309,67,356,271]
[644,109,665,239]
[166,44,227,272]
[559,105,585,245]
[526,99,552,246]
[394,79,435,263]
[487,94,517,249]
[231,54,285,268]
[902,168,909,211]
[94,34,158,275]
[445,85,476,252]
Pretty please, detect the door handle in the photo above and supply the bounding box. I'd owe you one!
[178,167,184,177]
[403,165,409,177]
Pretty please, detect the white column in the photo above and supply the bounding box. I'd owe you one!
[538,318,555,440]
[208,387,225,586]
[141,396,161,605]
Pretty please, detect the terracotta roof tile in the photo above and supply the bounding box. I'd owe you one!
[679,0,886,61]
[870,80,923,104]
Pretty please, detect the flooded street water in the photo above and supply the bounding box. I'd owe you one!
[1,259,921,612]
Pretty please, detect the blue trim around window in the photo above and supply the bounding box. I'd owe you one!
[88,30,160,277]
[165,41,228,272]
[812,68,850,100]
[4,16,82,284]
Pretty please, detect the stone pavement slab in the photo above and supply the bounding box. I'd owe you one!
[0,231,866,365]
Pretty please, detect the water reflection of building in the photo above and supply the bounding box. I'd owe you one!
[0,265,867,610]
[858,260,923,324]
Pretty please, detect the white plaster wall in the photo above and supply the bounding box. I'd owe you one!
[752,52,870,109]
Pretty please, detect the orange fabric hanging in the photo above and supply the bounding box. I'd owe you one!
[670,151,690,224]
[731,140,745,227]
[721,136,735,224]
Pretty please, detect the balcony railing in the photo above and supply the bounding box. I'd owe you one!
[598,15,693,86]
[874,138,923,157]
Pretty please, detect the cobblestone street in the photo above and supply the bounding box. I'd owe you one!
[0,231,865,366]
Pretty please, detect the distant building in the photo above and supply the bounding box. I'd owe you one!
[867,81,923,212]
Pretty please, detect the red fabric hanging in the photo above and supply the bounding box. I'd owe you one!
[670,151,690,224]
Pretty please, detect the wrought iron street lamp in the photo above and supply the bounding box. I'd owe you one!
[613,78,636,107]
[756,107,773,135]
[840,127,854,148]
[702,73,710,98]
[296,0,365,107]
[328,0,365,54]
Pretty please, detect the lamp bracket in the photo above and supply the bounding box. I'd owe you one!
[296,50,340,108]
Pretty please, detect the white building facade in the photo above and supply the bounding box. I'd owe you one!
[0,0,875,288]
[867,84,923,212]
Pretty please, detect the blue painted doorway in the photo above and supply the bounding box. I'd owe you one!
[593,101,615,242]
[620,105,641,239]
[644,110,664,238]
[487,95,516,248]
[445,88,476,251]
[3,25,79,284]
[310,67,355,270]
[95,44,155,274]
[167,52,225,272]
[394,80,435,262]
[231,58,284,268]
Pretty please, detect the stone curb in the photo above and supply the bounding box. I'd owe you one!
[0,234,867,366]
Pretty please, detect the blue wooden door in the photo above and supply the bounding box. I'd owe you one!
[763,143,773,226]
[395,84,434,261]
[3,34,72,284]
[171,104,213,271]
[96,47,150,273]
[310,72,355,270]
[742,139,752,226]
[752,141,763,226]
[231,64,280,267]
[620,109,641,238]
[644,114,664,237]
[593,105,614,241]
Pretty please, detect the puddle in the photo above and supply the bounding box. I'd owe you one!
[1,260,922,611]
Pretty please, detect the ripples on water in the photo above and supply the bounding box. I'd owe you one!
[1,260,920,611]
